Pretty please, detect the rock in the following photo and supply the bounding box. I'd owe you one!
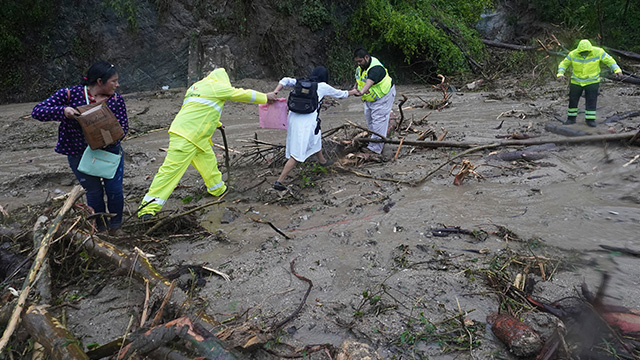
[336,339,382,360]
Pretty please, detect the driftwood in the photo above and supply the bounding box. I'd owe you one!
[0,185,84,352]
[21,305,89,360]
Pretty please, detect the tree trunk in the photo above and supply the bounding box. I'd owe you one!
[21,305,89,360]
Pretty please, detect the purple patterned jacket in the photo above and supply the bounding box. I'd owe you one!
[31,85,129,156]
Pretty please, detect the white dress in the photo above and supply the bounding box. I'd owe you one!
[279,77,349,162]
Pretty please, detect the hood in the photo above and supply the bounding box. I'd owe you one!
[576,39,593,53]
[205,68,230,84]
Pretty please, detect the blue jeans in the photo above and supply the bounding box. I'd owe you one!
[68,145,125,230]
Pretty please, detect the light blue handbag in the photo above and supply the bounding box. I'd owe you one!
[77,146,121,179]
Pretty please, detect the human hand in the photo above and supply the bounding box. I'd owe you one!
[64,106,80,119]
[556,75,565,82]
[266,91,278,103]
[614,72,623,80]
[348,89,359,96]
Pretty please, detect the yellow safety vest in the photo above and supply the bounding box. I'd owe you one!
[169,68,267,151]
[557,39,621,86]
[355,57,393,102]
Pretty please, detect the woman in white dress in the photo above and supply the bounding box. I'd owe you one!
[271,66,358,190]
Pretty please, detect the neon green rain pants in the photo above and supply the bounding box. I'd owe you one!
[138,133,226,217]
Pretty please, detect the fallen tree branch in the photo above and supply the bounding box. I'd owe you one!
[0,185,84,352]
[482,39,539,51]
[249,217,291,239]
[412,144,499,186]
[604,47,640,62]
[356,131,638,148]
[269,259,313,331]
[344,119,388,142]
[335,166,413,184]
[397,94,408,130]
[145,198,225,235]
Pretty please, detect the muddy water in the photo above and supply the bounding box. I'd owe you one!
[2,80,639,356]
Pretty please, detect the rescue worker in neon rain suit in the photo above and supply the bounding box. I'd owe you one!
[556,39,623,127]
[138,68,277,219]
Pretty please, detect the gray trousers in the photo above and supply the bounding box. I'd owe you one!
[364,85,396,154]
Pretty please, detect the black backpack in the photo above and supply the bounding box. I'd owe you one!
[287,79,318,114]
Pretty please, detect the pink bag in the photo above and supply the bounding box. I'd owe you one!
[259,98,288,130]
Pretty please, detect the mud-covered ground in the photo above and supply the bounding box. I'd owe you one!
[1,77,639,359]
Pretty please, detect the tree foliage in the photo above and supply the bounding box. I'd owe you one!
[348,0,492,75]
[531,0,640,52]
[0,0,54,89]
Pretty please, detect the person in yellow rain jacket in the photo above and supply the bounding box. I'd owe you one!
[138,68,277,219]
[557,39,622,127]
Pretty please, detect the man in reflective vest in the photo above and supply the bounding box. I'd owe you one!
[138,68,277,219]
[557,39,622,127]
[353,48,396,154]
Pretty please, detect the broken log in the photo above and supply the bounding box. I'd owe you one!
[605,47,640,62]
[489,143,557,162]
[605,110,640,123]
[21,305,89,360]
[544,123,589,137]
[357,131,637,149]
[482,39,539,51]
[81,236,170,287]
[0,185,84,353]
[608,75,640,85]
[171,317,240,359]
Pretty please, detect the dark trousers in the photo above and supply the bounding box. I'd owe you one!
[568,82,599,121]
[67,145,125,230]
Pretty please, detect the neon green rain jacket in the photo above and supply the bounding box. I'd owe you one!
[557,39,621,86]
[169,68,267,151]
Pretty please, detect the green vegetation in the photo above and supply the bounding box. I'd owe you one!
[348,0,491,74]
[531,0,640,52]
[0,0,53,91]
[299,162,328,188]
[299,0,330,31]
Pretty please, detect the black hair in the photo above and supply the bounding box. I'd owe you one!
[353,47,369,58]
[309,66,329,83]
[81,61,117,86]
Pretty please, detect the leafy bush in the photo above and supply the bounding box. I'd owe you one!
[349,0,491,75]
[299,0,330,32]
